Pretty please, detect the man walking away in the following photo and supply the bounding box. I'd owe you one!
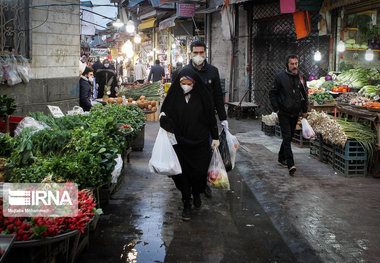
[148,59,165,82]
[269,54,308,176]
[134,59,146,84]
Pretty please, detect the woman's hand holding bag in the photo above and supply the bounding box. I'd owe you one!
[149,128,182,176]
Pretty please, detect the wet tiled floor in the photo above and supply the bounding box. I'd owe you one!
[78,121,298,263]
[78,118,380,263]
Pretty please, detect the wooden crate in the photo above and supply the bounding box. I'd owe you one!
[146,110,159,122]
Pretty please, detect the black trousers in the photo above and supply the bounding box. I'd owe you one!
[278,113,298,168]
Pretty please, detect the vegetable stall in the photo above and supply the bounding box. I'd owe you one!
[0,102,146,262]
[305,67,380,178]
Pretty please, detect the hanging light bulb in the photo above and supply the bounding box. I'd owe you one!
[314,50,322,61]
[134,34,141,44]
[365,49,374,61]
[126,20,135,33]
[113,18,123,28]
[149,51,154,57]
[171,43,176,49]
[337,40,345,53]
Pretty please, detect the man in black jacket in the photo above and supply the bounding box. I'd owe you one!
[148,59,165,82]
[79,67,94,111]
[269,54,308,176]
[172,40,227,125]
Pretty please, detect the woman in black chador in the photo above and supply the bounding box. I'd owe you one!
[160,68,219,221]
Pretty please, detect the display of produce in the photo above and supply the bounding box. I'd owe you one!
[307,111,377,164]
[2,104,145,188]
[331,85,350,92]
[363,102,380,109]
[336,68,380,89]
[307,111,347,147]
[335,92,358,104]
[358,85,380,98]
[309,92,334,102]
[123,81,162,100]
[350,96,374,106]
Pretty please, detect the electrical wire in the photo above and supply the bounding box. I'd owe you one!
[20,6,49,31]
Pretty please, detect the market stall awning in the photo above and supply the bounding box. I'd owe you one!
[159,16,177,31]
[138,18,156,30]
[128,0,145,7]
[321,0,361,12]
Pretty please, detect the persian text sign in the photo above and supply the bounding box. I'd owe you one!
[177,4,195,17]
[3,183,78,217]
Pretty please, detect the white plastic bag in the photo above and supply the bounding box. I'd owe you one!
[208,148,230,190]
[7,56,22,86]
[224,127,240,169]
[17,56,30,84]
[14,117,50,137]
[301,118,316,139]
[149,128,182,175]
[111,154,123,183]
[67,106,85,115]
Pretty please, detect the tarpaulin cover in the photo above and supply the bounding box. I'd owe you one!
[293,11,311,39]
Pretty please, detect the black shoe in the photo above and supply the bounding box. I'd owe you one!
[289,166,296,176]
[182,206,192,221]
[278,160,287,168]
[204,185,212,198]
[193,194,201,209]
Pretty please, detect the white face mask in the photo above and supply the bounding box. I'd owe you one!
[88,77,94,83]
[181,84,193,94]
[192,55,204,66]
[104,64,109,68]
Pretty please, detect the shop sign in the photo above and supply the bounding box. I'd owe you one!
[90,48,109,57]
[142,40,153,50]
[159,16,176,31]
[177,4,195,17]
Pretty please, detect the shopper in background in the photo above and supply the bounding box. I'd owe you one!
[79,67,94,111]
[148,59,165,82]
[92,56,103,74]
[134,59,146,84]
[159,68,219,221]
[269,54,308,176]
[95,59,117,98]
[79,55,87,77]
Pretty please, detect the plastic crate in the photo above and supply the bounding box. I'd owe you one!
[335,140,367,160]
[310,134,322,160]
[334,154,367,177]
[263,124,275,136]
[0,116,24,135]
[292,130,310,148]
[261,121,265,131]
[322,140,335,165]
[275,124,282,138]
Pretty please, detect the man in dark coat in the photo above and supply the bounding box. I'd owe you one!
[160,68,219,221]
[172,40,227,198]
[269,54,308,176]
[148,59,165,82]
[79,67,94,111]
[95,59,117,98]
[91,56,103,74]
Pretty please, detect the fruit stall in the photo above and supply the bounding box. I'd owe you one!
[0,100,146,262]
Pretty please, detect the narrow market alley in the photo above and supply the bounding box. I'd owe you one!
[78,119,380,263]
